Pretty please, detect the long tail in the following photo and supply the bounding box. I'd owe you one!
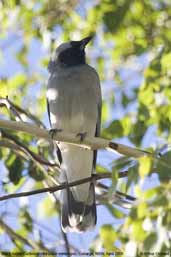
[61,182,97,233]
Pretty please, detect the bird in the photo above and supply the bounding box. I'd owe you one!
[46,36,102,232]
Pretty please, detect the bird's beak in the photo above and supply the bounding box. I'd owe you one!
[80,36,93,49]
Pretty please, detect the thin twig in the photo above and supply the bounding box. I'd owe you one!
[97,183,136,202]
[61,230,70,256]
[0,119,153,158]
[1,130,59,168]
[116,190,136,201]
[0,172,127,202]
[0,97,46,128]
[0,219,48,251]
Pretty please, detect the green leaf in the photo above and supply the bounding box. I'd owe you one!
[161,53,171,74]
[112,156,133,171]
[112,168,118,188]
[162,211,171,229]
[132,221,147,241]
[102,120,123,139]
[101,101,110,124]
[130,120,148,145]
[19,208,33,232]
[143,233,157,250]
[126,165,139,192]
[137,202,148,219]
[8,73,26,89]
[28,162,45,181]
[129,207,137,220]
[103,0,132,33]
[121,116,131,136]
[96,165,110,174]
[6,154,23,184]
[0,78,8,97]
[156,151,171,181]
[138,156,152,178]
[144,187,161,200]
[16,45,28,67]
[151,195,168,207]
[121,93,131,108]
[100,224,117,251]
[106,204,125,219]
[107,169,118,199]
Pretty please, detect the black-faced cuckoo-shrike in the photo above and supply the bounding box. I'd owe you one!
[47,36,102,232]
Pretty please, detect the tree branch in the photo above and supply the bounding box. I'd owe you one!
[0,172,127,202]
[0,119,153,158]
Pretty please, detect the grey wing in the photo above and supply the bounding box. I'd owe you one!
[94,68,102,138]
[47,90,63,165]
[93,74,102,169]
[96,99,102,137]
[47,99,51,127]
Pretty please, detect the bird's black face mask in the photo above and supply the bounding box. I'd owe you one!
[58,45,86,66]
[58,36,93,67]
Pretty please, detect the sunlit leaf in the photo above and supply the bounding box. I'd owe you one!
[137,202,147,219]
[132,221,147,241]
[138,156,152,178]
[100,224,117,250]
[161,53,171,74]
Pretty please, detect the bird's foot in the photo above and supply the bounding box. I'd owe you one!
[49,128,62,140]
[76,132,87,142]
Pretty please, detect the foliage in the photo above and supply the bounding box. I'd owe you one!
[0,0,171,255]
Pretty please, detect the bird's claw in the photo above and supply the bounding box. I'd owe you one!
[49,128,62,139]
[76,132,87,142]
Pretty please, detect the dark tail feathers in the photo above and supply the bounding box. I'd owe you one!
[61,183,96,232]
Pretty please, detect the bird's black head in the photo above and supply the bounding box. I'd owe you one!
[48,36,93,71]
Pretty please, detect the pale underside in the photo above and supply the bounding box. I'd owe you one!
[47,64,101,202]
